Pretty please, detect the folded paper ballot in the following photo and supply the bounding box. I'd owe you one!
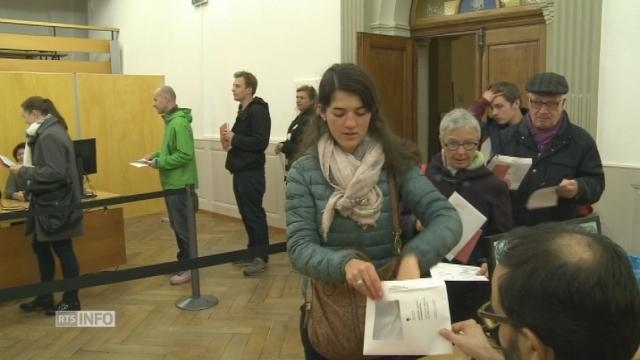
[526,186,559,210]
[430,262,489,282]
[0,155,16,168]
[446,192,487,263]
[487,155,532,190]
[129,159,152,168]
[364,278,453,356]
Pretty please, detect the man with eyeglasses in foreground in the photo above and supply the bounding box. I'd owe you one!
[439,225,640,360]
[497,72,604,226]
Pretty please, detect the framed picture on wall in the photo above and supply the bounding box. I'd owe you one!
[192,0,208,6]
[459,0,498,13]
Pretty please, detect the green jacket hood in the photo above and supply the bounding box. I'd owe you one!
[164,107,192,124]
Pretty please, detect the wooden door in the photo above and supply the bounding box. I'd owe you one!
[482,24,546,94]
[357,33,415,142]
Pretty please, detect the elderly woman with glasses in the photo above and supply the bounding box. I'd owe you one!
[425,108,512,268]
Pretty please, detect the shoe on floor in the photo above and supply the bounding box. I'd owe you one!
[232,258,252,267]
[243,258,267,277]
[19,296,54,312]
[46,299,81,316]
[170,270,192,285]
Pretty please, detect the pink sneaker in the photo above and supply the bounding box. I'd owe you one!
[170,271,192,285]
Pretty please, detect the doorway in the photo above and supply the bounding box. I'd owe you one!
[416,33,478,162]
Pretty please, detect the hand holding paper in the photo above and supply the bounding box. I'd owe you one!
[364,278,452,356]
[129,159,152,168]
[487,155,532,190]
[446,192,487,263]
[219,123,230,149]
[0,155,16,168]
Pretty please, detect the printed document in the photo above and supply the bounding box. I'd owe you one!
[364,278,452,356]
[430,262,488,282]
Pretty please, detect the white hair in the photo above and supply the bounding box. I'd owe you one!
[439,108,481,142]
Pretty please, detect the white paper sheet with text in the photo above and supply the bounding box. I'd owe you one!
[526,186,559,210]
[487,155,532,190]
[430,262,489,282]
[364,278,453,356]
[129,159,151,168]
[446,192,487,261]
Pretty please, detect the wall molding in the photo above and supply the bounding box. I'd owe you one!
[603,162,640,170]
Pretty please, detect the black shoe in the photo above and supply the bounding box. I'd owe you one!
[45,299,81,316]
[19,297,54,312]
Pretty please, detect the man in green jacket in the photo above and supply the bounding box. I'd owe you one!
[145,85,198,285]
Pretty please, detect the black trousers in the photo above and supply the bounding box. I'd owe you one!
[299,305,419,360]
[233,168,269,261]
[32,237,80,301]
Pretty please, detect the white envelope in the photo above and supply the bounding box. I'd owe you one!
[363,278,453,356]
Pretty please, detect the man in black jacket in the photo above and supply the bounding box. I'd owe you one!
[222,71,271,276]
[498,72,605,226]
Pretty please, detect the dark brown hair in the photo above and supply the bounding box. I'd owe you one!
[296,85,317,109]
[21,96,68,130]
[488,81,521,105]
[234,71,258,95]
[296,63,420,176]
[12,142,25,161]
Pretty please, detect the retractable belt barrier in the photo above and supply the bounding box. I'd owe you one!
[0,187,288,304]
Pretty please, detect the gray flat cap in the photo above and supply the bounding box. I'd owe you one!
[525,72,569,95]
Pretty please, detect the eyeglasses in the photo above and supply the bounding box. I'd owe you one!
[477,302,515,348]
[444,141,478,151]
[529,97,564,111]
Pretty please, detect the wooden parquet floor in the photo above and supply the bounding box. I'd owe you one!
[0,212,467,360]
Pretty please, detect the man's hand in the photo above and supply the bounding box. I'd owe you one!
[557,179,578,199]
[439,320,504,360]
[274,143,284,155]
[482,90,502,103]
[9,165,22,175]
[223,131,234,145]
[149,159,158,169]
[143,154,154,162]
[396,254,421,281]
[345,259,383,300]
[476,263,489,278]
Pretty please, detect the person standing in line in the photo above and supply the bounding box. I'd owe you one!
[275,85,317,172]
[145,85,198,285]
[222,71,271,277]
[9,96,83,314]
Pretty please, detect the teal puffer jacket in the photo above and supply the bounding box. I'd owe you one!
[286,153,462,284]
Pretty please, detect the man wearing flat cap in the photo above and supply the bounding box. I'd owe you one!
[497,72,605,226]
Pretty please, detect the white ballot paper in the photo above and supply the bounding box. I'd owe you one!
[480,138,492,163]
[445,192,487,261]
[430,262,489,282]
[526,186,559,210]
[487,155,532,190]
[0,155,17,168]
[364,278,453,356]
[129,159,151,168]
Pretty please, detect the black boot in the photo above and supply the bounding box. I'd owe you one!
[19,296,54,312]
[46,299,81,316]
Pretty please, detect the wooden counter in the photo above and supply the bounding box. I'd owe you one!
[0,191,126,288]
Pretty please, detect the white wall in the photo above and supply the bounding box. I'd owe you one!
[595,0,640,255]
[87,0,341,140]
[597,0,640,166]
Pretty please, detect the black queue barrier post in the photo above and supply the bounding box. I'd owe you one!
[175,185,218,311]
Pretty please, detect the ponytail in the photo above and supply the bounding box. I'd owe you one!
[21,96,68,130]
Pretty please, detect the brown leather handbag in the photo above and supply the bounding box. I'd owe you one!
[304,173,403,360]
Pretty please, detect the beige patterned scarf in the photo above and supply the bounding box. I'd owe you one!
[318,134,385,239]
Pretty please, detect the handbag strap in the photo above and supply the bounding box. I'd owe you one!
[387,171,403,255]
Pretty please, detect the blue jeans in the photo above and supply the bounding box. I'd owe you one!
[164,187,197,261]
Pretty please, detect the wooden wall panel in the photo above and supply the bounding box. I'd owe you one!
[0,59,111,74]
[76,74,166,218]
[0,72,77,195]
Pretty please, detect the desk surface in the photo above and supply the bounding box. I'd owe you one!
[0,190,119,214]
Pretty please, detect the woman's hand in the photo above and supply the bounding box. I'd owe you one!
[9,165,22,175]
[345,258,383,300]
[13,191,26,202]
[396,254,421,280]
[476,263,489,278]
